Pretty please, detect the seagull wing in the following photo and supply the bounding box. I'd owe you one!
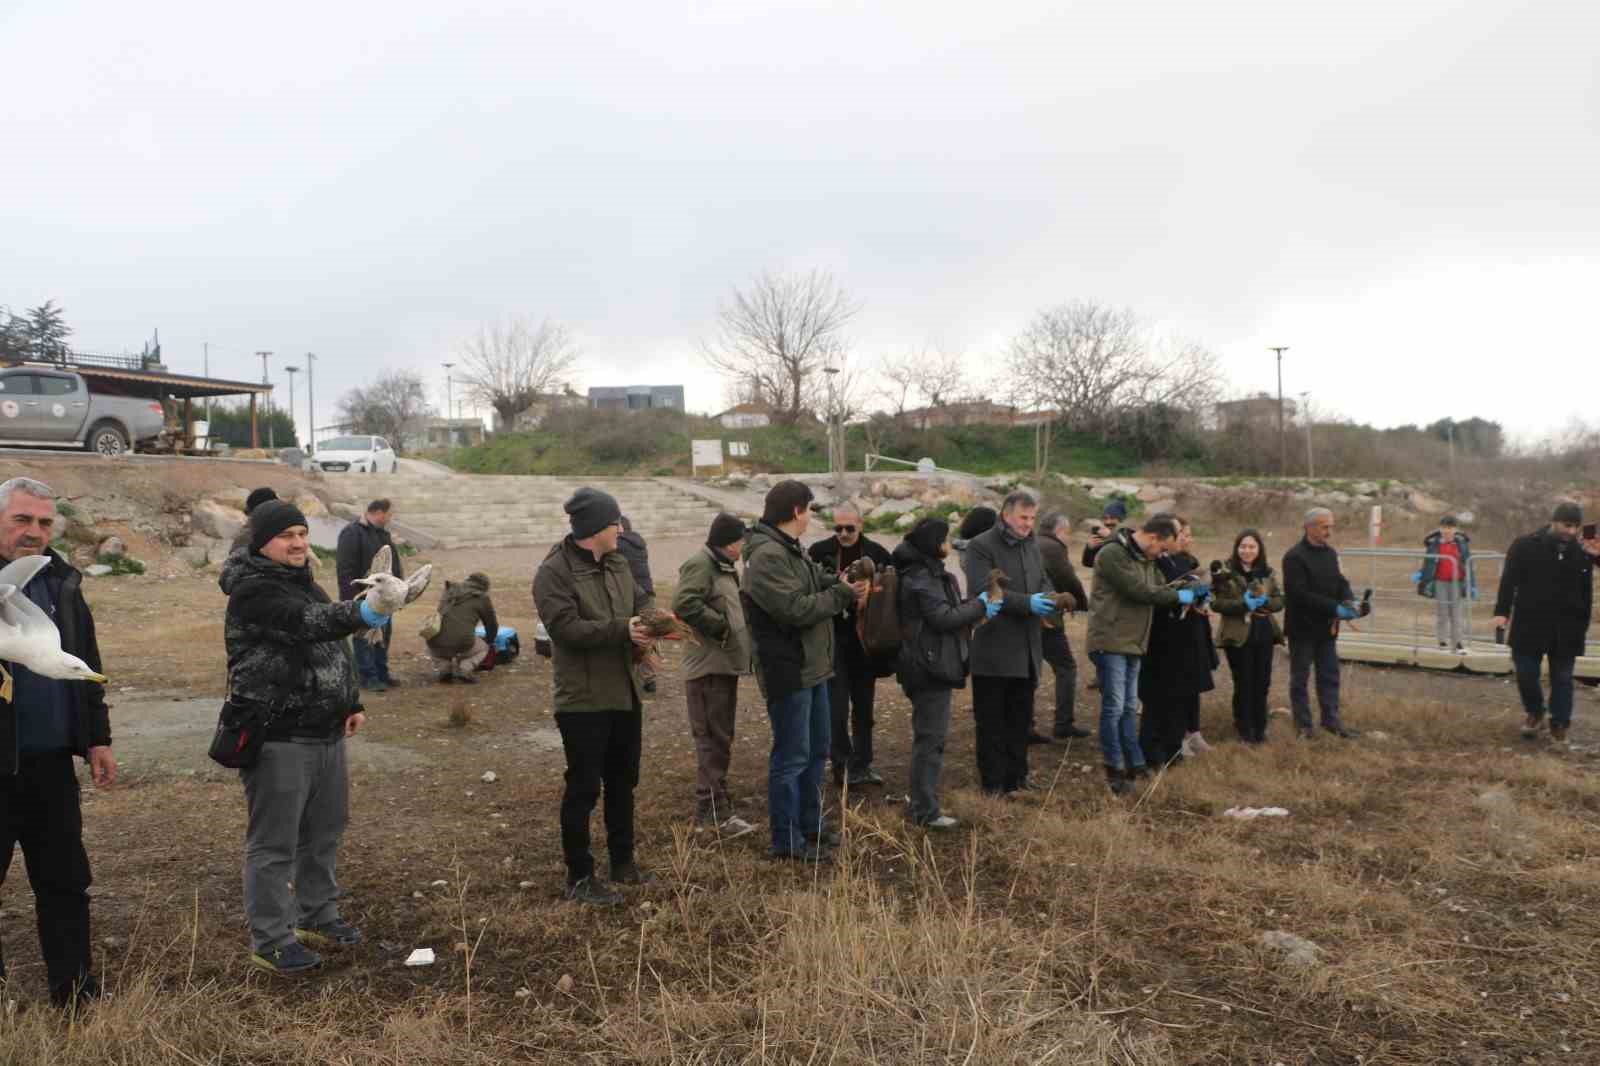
[2,579,59,638]
[0,555,52,592]
[403,564,433,604]
[366,545,392,578]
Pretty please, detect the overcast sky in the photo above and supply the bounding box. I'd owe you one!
[3,1,1595,447]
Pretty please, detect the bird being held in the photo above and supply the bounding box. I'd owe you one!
[351,546,433,645]
[0,555,108,702]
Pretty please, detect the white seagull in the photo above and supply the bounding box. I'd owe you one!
[0,555,108,702]
[351,546,432,644]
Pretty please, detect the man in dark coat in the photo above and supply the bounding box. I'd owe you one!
[0,477,113,1009]
[1080,499,1128,569]
[807,501,893,787]
[1281,507,1361,740]
[962,489,1060,794]
[1037,512,1090,740]
[335,499,402,692]
[616,516,658,692]
[1493,502,1599,743]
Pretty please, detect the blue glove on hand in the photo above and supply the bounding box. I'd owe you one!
[1028,591,1057,618]
[358,600,391,628]
[1335,604,1359,621]
[1243,592,1266,612]
[1176,588,1197,607]
[977,591,1002,619]
[1469,588,1479,601]
[1194,584,1212,603]
[1408,570,1422,584]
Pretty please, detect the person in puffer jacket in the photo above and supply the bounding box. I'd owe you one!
[893,518,988,830]
[425,572,499,683]
[220,500,386,977]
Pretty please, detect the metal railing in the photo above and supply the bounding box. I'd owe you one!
[863,452,983,483]
[1336,547,1504,654]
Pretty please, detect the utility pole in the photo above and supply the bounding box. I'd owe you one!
[203,342,210,422]
[441,362,455,449]
[256,350,275,450]
[823,361,842,479]
[284,365,299,448]
[305,352,317,454]
[1299,391,1313,478]
[1269,346,1289,476]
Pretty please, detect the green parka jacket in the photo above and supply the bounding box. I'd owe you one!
[672,545,752,680]
[532,537,643,713]
[1086,529,1182,656]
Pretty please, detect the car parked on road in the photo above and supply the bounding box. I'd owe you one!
[0,364,166,455]
[307,435,398,474]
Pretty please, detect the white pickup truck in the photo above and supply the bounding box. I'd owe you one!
[0,364,167,455]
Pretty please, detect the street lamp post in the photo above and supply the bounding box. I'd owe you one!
[256,350,275,450]
[284,366,299,449]
[441,362,455,450]
[305,352,316,454]
[1269,346,1289,476]
[1299,390,1313,478]
[823,363,841,479]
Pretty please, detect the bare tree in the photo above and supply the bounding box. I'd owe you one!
[1005,302,1147,438]
[1129,334,1225,412]
[878,348,970,419]
[336,371,432,453]
[456,318,580,430]
[701,270,860,425]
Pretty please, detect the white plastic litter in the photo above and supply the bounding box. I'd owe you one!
[481,771,498,783]
[404,948,436,967]
[1223,806,1291,819]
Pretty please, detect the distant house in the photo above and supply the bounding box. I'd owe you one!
[1213,393,1297,431]
[409,417,486,451]
[716,402,774,429]
[588,384,684,412]
[902,400,1020,430]
[492,388,585,432]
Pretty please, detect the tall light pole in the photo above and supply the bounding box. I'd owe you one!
[1299,390,1313,478]
[823,361,841,478]
[441,362,455,449]
[1269,346,1289,476]
[305,352,317,454]
[284,365,299,449]
[256,350,275,450]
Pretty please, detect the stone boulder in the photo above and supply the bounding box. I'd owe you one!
[1407,490,1449,516]
[1137,484,1175,503]
[293,494,331,518]
[96,535,126,559]
[881,480,919,501]
[191,500,245,543]
[868,498,919,519]
[895,512,919,530]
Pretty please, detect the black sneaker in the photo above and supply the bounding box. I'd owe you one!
[250,941,323,976]
[1104,766,1128,795]
[381,678,403,689]
[1297,728,1316,740]
[454,674,478,685]
[1026,730,1053,745]
[1054,725,1092,739]
[1550,723,1570,742]
[1521,714,1544,740]
[846,767,884,786]
[1323,725,1361,739]
[769,843,830,863]
[438,673,456,684]
[48,975,102,1010]
[805,829,842,849]
[610,860,655,885]
[564,876,623,907]
[362,682,387,694]
[295,919,363,949]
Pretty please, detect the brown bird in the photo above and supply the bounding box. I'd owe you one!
[844,556,877,584]
[1040,590,1077,629]
[635,607,699,643]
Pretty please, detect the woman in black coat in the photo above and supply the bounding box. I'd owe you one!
[1137,518,1218,765]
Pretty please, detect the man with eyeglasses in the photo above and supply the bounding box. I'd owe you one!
[807,502,893,788]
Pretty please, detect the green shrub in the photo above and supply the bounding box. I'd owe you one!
[96,554,145,576]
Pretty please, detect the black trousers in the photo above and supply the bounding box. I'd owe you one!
[1138,694,1193,765]
[971,674,1035,793]
[828,658,877,776]
[0,752,94,1005]
[554,711,641,884]
[1225,643,1274,741]
[1040,628,1079,732]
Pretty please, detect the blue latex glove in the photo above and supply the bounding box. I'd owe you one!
[1469,587,1479,601]
[1243,591,1266,612]
[358,600,391,628]
[1028,591,1057,618]
[1408,570,1422,584]
[1176,588,1197,606]
[1193,584,1212,603]
[1335,604,1359,621]
[977,591,1002,619]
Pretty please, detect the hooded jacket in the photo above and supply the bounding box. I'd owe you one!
[892,539,985,692]
[1493,528,1594,658]
[673,545,752,680]
[617,518,656,605]
[0,548,110,775]
[335,518,401,602]
[1086,528,1182,656]
[1419,530,1474,599]
[740,520,855,702]
[962,520,1050,678]
[426,573,499,659]
[220,550,365,741]
[532,536,643,713]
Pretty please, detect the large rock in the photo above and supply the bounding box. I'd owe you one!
[293,494,331,518]
[96,535,126,559]
[881,480,919,501]
[1144,499,1178,515]
[868,498,919,519]
[1260,930,1322,970]
[1407,490,1449,516]
[191,500,245,543]
[1137,485,1175,503]
[895,512,919,530]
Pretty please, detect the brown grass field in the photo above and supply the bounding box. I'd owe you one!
[2,528,1598,1065]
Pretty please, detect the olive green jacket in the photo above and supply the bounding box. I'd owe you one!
[1210,562,1285,648]
[672,546,752,680]
[532,537,643,713]
[1086,529,1182,656]
[741,521,855,699]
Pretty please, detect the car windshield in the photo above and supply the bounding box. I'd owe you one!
[320,436,373,451]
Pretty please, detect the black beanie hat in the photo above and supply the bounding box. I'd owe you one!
[565,486,622,540]
[244,487,278,515]
[1553,501,1583,525]
[249,500,310,553]
[906,517,949,558]
[1102,499,1128,520]
[707,512,747,549]
[958,506,997,541]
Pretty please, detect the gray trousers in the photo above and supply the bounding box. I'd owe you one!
[1041,628,1079,732]
[908,687,952,824]
[1434,582,1468,647]
[241,739,349,953]
[1288,637,1342,731]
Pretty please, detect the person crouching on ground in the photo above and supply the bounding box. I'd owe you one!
[533,488,655,906]
[1212,529,1284,744]
[893,517,990,829]
[426,572,498,684]
[222,500,386,975]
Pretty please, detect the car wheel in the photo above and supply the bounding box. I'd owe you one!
[88,421,129,457]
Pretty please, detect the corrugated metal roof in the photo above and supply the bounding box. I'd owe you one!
[66,365,272,396]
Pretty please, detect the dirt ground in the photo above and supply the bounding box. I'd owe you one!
[4,528,1600,1064]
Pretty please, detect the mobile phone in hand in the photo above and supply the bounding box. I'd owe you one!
[1584,523,1596,540]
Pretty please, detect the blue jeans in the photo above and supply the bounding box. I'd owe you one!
[1096,653,1144,771]
[766,682,831,854]
[351,625,392,686]
[1513,652,1576,728]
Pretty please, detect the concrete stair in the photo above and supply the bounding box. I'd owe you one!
[326,474,726,549]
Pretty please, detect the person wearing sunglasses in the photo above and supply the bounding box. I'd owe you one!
[807,502,894,788]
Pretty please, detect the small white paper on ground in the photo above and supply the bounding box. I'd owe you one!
[404,948,436,967]
[1223,806,1291,819]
